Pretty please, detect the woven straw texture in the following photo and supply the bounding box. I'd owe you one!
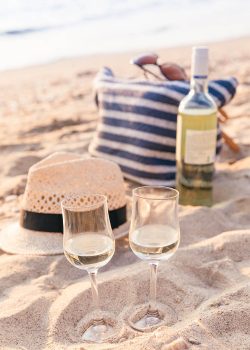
[23,152,127,213]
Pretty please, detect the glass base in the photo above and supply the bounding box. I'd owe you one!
[128,303,177,332]
[133,313,162,330]
[76,311,119,344]
[82,320,115,343]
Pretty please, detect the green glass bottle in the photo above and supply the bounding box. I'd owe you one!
[176,47,218,206]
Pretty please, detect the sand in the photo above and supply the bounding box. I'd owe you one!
[0,36,250,349]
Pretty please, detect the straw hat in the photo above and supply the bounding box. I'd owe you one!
[0,152,129,255]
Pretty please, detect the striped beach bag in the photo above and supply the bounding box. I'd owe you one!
[89,67,238,186]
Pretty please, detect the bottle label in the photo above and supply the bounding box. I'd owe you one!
[184,129,217,165]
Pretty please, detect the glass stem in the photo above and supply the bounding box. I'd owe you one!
[88,270,100,311]
[149,262,159,311]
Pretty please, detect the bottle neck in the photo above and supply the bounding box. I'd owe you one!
[190,76,208,93]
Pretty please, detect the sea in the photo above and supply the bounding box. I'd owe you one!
[0,0,250,71]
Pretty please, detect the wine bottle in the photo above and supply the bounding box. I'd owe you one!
[176,47,217,206]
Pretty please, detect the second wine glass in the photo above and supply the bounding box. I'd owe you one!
[129,186,180,331]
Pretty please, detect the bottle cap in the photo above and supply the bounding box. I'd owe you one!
[191,46,209,78]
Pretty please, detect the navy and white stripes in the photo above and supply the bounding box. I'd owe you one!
[89,67,238,186]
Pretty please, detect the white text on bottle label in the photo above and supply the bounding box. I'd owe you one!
[185,129,217,165]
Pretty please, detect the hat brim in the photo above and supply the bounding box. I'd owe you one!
[0,219,129,256]
[0,222,63,255]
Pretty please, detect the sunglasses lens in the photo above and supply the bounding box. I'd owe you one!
[160,64,187,81]
[130,53,158,66]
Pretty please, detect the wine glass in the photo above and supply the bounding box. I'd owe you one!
[61,193,116,343]
[129,186,180,331]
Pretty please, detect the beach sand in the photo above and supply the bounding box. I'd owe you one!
[0,36,250,349]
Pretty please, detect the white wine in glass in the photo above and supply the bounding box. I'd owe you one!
[130,224,179,261]
[64,233,114,270]
[62,193,116,343]
[129,186,180,332]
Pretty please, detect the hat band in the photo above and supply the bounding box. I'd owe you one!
[20,206,127,233]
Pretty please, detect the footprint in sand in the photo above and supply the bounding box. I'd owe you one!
[0,143,41,154]
[7,155,42,177]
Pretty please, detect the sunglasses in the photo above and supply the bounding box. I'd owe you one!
[130,53,188,81]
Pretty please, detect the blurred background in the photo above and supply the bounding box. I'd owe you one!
[0,0,250,71]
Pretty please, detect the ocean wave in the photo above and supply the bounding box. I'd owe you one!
[0,0,163,37]
[1,27,50,36]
